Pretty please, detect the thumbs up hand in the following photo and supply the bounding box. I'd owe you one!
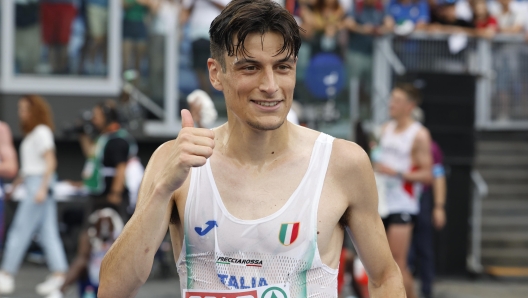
[156,109,215,194]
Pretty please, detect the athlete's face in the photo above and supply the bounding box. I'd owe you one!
[208,32,296,131]
[389,88,415,119]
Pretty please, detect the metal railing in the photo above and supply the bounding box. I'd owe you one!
[371,33,528,130]
[467,170,489,274]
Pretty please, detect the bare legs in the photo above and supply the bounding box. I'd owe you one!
[387,224,417,298]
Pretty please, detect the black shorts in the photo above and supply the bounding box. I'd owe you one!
[191,38,211,71]
[382,213,417,229]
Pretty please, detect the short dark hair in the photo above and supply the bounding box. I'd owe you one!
[209,0,303,71]
[395,83,422,105]
[96,100,119,125]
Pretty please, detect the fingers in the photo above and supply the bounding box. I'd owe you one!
[181,144,214,159]
[181,109,195,128]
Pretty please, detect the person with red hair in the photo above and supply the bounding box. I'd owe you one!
[0,95,68,295]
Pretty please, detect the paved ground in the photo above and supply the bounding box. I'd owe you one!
[2,263,528,298]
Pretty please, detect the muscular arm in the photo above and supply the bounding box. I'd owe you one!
[402,128,433,185]
[335,140,405,297]
[99,144,174,297]
[99,109,215,297]
[0,123,18,179]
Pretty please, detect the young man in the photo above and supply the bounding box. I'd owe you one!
[375,84,433,298]
[99,1,405,297]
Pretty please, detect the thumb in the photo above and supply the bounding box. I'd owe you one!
[181,109,195,128]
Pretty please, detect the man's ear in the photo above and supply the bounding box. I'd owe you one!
[208,58,224,91]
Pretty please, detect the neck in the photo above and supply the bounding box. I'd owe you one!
[217,118,291,165]
[394,116,414,130]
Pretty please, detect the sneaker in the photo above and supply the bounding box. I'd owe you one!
[0,272,14,294]
[45,289,64,298]
[36,275,65,296]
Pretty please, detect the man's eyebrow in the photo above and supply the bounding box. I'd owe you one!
[233,57,296,66]
[275,57,296,64]
[233,58,260,66]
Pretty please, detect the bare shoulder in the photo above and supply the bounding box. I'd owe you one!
[330,139,372,177]
[327,139,377,206]
[415,126,432,144]
[147,140,175,167]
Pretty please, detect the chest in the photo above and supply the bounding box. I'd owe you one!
[209,155,311,221]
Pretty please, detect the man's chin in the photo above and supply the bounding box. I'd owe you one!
[246,119,285,131]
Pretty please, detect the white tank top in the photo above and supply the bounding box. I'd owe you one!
[176,133,338,298]
[379,121,422,215]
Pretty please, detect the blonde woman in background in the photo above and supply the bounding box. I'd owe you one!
[0,95,68,295]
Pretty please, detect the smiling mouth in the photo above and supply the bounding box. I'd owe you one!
[251,100,281,107]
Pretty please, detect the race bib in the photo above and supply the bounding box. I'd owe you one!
[184,284,290,298]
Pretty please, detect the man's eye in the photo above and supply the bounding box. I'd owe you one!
[278,65,291,70]
[244,66,256,71]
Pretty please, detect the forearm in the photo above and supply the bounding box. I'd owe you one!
[433,176,446,207]
[39,157,56,192]
[78,135,95,158]
[99,187,172,297]
[61,258,88,292]
[402,168,432,185]
[111,165,126,194]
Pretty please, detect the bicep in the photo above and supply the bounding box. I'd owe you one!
[414,131,432,169]
[340,143,394,282]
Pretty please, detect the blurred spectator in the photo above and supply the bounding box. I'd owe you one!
[46,208,124,298]
[15,0,41,74]
[429,0,473,23]
[302,0,346,56]
[472,0,497,38]
[0,95,68,295]
[490,0,525,121]
[122,0,150,77]
[149,0,178,103]
[490,0,526,34]
[428,0,474,34]
[80,101,139,218]
[409,107,446,298]
[386,0,430,35]
[180,0,230,97]
[344,0,391,103]
[40,0,77,74]
[0,122,18,250]
[374,84,433,298]
[86,0,109,75]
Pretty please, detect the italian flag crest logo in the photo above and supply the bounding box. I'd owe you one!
[279,222,300,246]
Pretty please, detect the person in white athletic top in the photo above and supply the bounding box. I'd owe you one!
[375,84,433,298]
[99,1,405,297]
